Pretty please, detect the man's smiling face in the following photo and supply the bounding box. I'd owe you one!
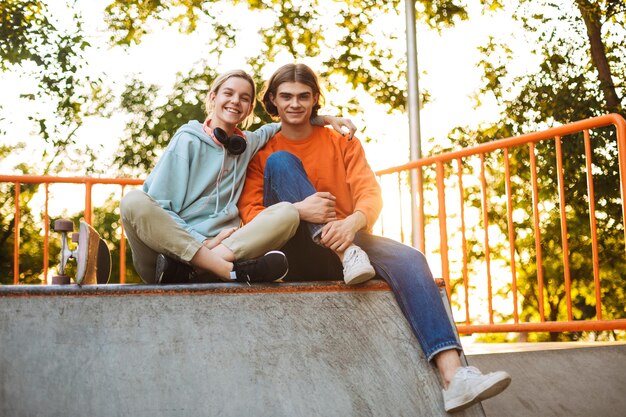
[270,81,319,128]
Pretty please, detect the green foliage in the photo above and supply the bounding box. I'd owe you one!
[103,0,498,172]
[444,0,626,340]
[0,181,40,285]
[104,0,214,46]
[0,0,50,69]
[0,0,101,174]
[2,0,500,173]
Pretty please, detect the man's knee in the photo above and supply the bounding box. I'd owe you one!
[397,241,429,267]
[266,151,301,174]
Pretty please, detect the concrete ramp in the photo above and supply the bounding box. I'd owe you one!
[468,343,626,417]
[0,282,484,417]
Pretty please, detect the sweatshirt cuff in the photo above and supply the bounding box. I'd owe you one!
[355,206,380,231]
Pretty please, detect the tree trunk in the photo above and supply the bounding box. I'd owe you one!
[577,1,622,113]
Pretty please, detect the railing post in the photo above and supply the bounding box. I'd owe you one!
[583,129,602,320]
[479,153,494,324]
[529,142,546,322]
[503,148,519,323]
[13,182,21,285]
[554,136,573,322]
[120,185,127,284]
[84,180,93,225]
[435,162,450,298]
[455,158,470,325]
[43,184,50,284]
[614,114,626,254]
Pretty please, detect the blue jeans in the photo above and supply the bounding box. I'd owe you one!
[263,151,462,361]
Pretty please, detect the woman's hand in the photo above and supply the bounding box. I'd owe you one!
[324,116,357,139]
[203,227,238,249]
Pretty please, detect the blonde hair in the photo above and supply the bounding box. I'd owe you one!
[204,69,257,129]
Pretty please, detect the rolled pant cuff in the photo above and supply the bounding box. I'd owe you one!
[426,342,463,363]
[179,240,203,264]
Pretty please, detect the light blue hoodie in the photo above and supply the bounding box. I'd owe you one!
[143,120,280,242]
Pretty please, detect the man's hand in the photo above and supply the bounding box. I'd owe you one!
[319,211,366,252]
[294,192,337,223]
[203,226,238,249]
[324,116,357,139]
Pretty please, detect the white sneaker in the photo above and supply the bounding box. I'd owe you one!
[443,366,511,413]
[342,245,375,285]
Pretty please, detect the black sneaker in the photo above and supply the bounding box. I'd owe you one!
[231,251,288,283]
[155,254,196,285]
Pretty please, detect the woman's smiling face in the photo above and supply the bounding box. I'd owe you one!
[209,76,255,130]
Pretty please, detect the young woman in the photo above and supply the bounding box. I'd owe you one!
[120,69,355,284]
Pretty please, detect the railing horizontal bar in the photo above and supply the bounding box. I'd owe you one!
[0,175,144,185]
[376,113,626,176]
[458,319,626,334]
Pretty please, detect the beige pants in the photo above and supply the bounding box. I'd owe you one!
[120,189,299,283]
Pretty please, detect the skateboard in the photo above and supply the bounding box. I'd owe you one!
[52,219,111,285]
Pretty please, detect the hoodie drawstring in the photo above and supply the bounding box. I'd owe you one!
[209,151,238,218]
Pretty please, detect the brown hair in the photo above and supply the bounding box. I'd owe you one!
[261,63,324,119]
[204,69,256,129]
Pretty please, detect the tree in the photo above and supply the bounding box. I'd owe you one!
[576,0,625,114]
[441,0,625,341]
[2,1,503,173]
[103,0,504,173]
[0,0,101,175]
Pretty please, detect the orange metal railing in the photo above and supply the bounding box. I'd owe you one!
[0,175,143,285]
[376,113,626,334]
[2,114,626,336]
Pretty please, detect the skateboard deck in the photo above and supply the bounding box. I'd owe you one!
[52,219,111,285]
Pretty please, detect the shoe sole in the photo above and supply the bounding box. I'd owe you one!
[265,251,289,282]
[344,266,376,286]
[155,255,167,285]
[445,373,511,413]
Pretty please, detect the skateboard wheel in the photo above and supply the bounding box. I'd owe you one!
[72,232,80,243]
[51,275,71,285]
[54,219,74,232]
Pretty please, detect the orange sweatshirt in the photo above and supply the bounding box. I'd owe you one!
[238,126,383,230]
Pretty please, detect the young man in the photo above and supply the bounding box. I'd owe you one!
[238,63,511,413]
